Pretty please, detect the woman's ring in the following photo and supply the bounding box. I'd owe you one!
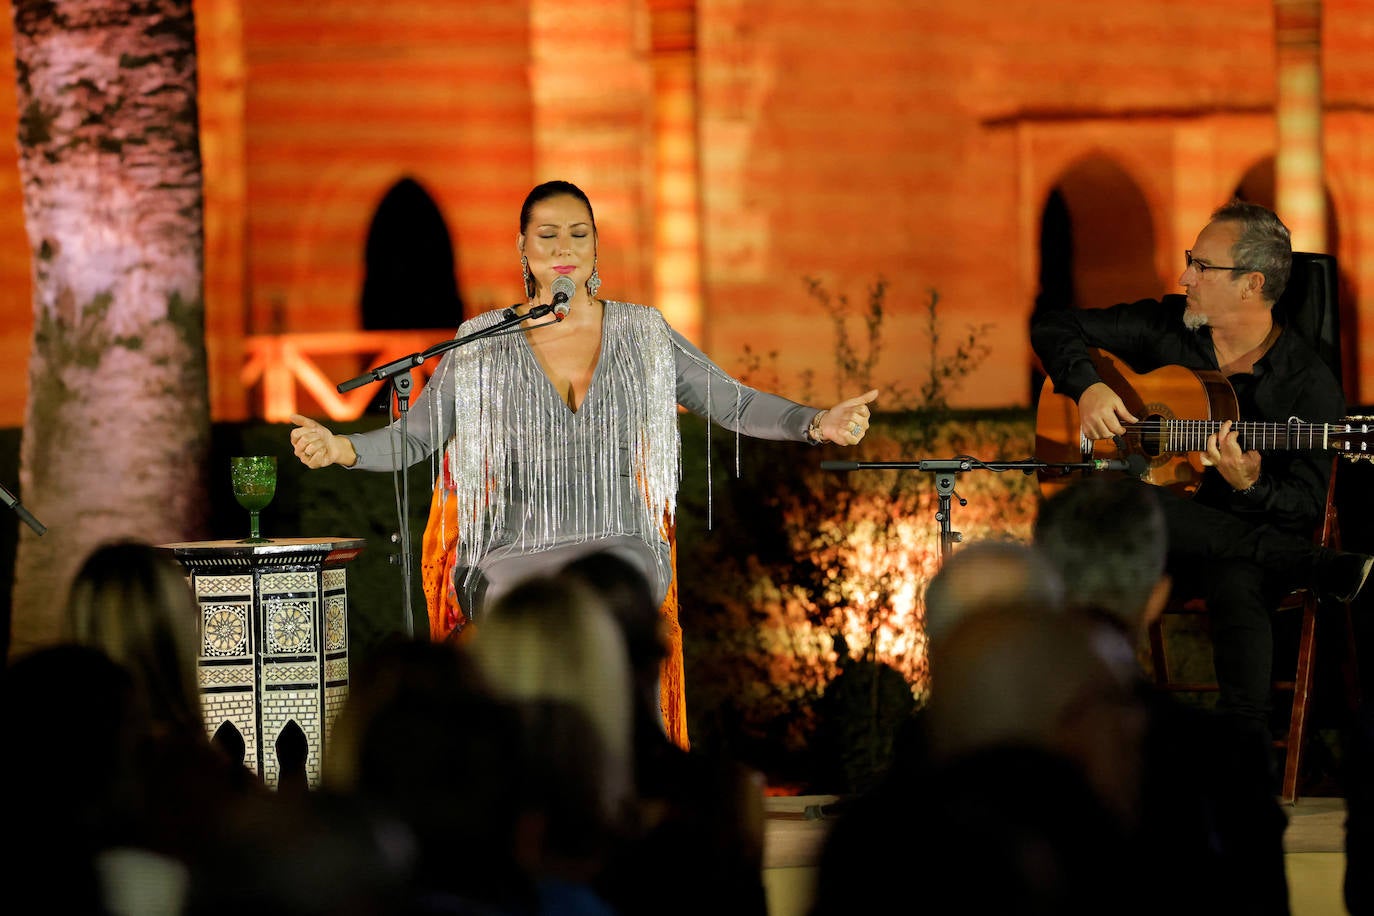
[850,424,862,436]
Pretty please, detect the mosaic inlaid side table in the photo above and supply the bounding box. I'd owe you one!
[158,537,366,790]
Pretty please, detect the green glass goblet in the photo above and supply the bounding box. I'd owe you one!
[230,456,277,544]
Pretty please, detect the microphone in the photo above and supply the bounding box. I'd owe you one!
[550,275,575,310]
[510,275,576,323]
[507,276,576,322]
[1090,454,1149,475]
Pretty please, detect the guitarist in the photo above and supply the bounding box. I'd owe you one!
[1031,199,1372,778]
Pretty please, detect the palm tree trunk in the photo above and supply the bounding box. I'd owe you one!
[8,0,210,659]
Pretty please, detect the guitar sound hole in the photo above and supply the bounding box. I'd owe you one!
[1136,413,1165,458]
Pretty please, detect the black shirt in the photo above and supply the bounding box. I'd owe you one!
[1031,294,1345,534]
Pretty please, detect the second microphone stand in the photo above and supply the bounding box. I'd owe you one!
[821,456,1134,566]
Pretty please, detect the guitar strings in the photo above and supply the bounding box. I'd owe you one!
[1115,419,1352,452]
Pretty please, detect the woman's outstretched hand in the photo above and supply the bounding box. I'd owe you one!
[817,389,879,446]
[289,414,357,469]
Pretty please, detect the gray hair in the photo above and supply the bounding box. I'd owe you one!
[1033,477,1166,635]
[1210,199,1292,305]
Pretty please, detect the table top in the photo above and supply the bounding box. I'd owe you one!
[157,537,367,566]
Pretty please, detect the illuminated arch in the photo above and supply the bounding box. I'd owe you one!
[286,161,456,332]
[1030,153,1158,402]
[1043,153,1160,312]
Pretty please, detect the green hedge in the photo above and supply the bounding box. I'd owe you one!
[5,408,1366,793]
[0,411,1042,792]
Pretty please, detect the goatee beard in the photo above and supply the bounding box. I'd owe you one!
[1183,310,1209,331]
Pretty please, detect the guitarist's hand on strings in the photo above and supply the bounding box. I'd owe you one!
[1077,382,1138,440]
[1201,419,1261,490]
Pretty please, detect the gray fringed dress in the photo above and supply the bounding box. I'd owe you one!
[346,301,815,615]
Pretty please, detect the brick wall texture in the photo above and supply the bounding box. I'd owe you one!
[0,0,1369,423]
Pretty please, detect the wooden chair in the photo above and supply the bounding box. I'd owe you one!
[1146,458,1360,804]
[1147,251,1361,805]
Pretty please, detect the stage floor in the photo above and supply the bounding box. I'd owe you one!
[761,795,1349,916]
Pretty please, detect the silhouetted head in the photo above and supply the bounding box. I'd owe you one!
[922,539,1063,648]
[562,550,665,685]
[1034,476,1170,639]
[925,607,1146,825]
[64,540,203,734]
[470,574,635,824]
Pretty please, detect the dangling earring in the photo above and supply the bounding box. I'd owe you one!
[586,259,601,300]
[521,255,534,300]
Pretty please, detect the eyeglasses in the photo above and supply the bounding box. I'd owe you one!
[1185,251,1253,275]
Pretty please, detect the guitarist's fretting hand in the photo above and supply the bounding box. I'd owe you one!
[1201,418,1261,491]
[1077,382,1139,440]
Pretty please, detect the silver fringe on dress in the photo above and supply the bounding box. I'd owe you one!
[437,301,688,585]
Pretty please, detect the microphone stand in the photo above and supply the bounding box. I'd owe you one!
[797,453,1132,825]
[333,303,560,638]
[0,479,45,536]
[820,456,1135,567]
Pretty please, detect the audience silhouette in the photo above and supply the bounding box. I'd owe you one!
[814,505,1298,916]
[325,636,535,915]
[182,788,415,916]
[4,523,1337,915]
[1,643,145,914]
[812,598,1141,915]
[562,550,768,916]
[921,538,1064,647]
[55,541,265,913]
[465,573,635,915]
[64,540,206,737]
[1035,477,1291,915]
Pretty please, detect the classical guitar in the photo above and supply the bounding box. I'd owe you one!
[1035,348,1374,499]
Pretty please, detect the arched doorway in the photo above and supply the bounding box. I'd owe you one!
[1233,158,1355,398]
[360,178,463,331]
[1233,157,1340,253]
[1030,154,1158,403]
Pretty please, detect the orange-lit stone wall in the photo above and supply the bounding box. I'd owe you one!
[238,1,537,334]
[527,0,656,313]
[698,0,1374,407]
[198,0,248,419]
[0,1,1371,426]
[0,25,30,426]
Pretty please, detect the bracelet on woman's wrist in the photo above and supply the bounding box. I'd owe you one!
[806,409,828,444]
[1233,477,1260,496]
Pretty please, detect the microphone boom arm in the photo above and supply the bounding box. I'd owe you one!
[336,303,557,394]
[818,454,1144,565]
[818,456,1138,473]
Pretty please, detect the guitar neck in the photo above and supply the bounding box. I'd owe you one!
[1133,419,1344,452]
[1037,351,1374,476]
